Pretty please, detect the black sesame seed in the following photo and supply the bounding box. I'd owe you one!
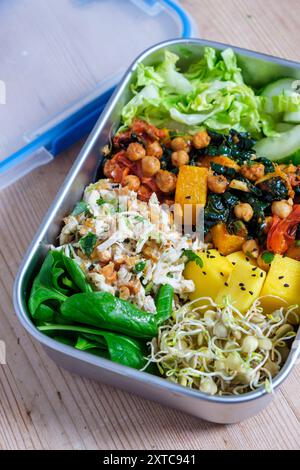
[278,276,284,280]
[210,255,216,259]
[241,287,246,291]
[252,267,257,271]
[284,283,289,288]
[246,257,250,262]
[224,282,229,287]
[260,272,264,278]
[239,282,245,286]
[202,271,207,275]
[249,291,254,295]
[251,274,256,277]
[232,262,236,265]
[220,272,224,277]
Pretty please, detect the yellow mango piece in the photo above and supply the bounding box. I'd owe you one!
[260,254,300,314]
[227,251,256,267]
[211,223,245,256]
[215,262,266,313]
[175,165,208,224]
[184,249,233,302]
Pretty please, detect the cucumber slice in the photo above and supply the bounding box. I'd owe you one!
[254,124,300,162]
[284,110,300,124]
[261,78,295,97]
[274,122,295,132]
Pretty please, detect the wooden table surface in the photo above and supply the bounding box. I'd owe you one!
[1,0,300,450]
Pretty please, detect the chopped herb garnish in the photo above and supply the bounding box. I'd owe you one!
[134,261,146,273]
[183,250,203,268]
[261,251,275,265]
[96,197,107,206]
[71,201,89,216]
[79,232,97,257]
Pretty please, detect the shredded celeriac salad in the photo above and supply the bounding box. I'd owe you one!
[58,179,203,313]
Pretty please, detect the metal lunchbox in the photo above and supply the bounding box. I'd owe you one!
[13,38,300,424]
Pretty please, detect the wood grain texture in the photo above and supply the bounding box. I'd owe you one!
[1,0,300,450]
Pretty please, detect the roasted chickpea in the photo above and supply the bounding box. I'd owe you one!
[242,239,259,259]
[123,174,141,191]
[240,163,265,182]
[155,170,177,193]
[146,141,163,159]
[171,137,190,152]
[126,142,146,161]
[103,159,114,178]
[171,150,189,167]
[263,216,273,234]
[141,156,161,177]
[192,130,211,149]
[271,200,293,218]
[234,203,254,222]
[207,174,228,194]
[257,252,273,272]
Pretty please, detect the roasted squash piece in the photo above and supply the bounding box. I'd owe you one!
[211,223,245,256]
[175,165,208,224]
[199,155,240,170]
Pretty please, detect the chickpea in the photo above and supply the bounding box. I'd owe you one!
[242,239,259,259]
[207,174,228,194]
[103,159,114,178]
[155,170,177,193]
[263,216,273,234]
[257,251,273,272]
[271,200,293,219]
[171,150,189,167]
[234,203,254,222]
[192,130,211,149]
[171,137,190,152]
[141,155,160,177]
[146,141,163,159]
[240,163,265,182]
[122,174,141,191]
[126,142,146,161]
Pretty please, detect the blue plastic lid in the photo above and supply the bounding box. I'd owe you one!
[0,0,196,188]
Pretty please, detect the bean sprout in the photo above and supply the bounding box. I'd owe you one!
[145,296,298,396]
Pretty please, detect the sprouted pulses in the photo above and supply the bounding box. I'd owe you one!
[146,295,298,395]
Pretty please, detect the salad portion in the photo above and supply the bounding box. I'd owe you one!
[28,47,300,396]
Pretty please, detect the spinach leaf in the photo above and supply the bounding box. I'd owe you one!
[39,324,148,369]
[79,232,97,257]
[155,284,174,324]
[71,201,89,216]
[28,250,92,321]
[60,291,158,339]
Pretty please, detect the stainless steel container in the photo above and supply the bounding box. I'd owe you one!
[14,39,300,424]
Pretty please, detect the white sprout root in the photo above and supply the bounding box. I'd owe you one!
[146,296,298,396]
